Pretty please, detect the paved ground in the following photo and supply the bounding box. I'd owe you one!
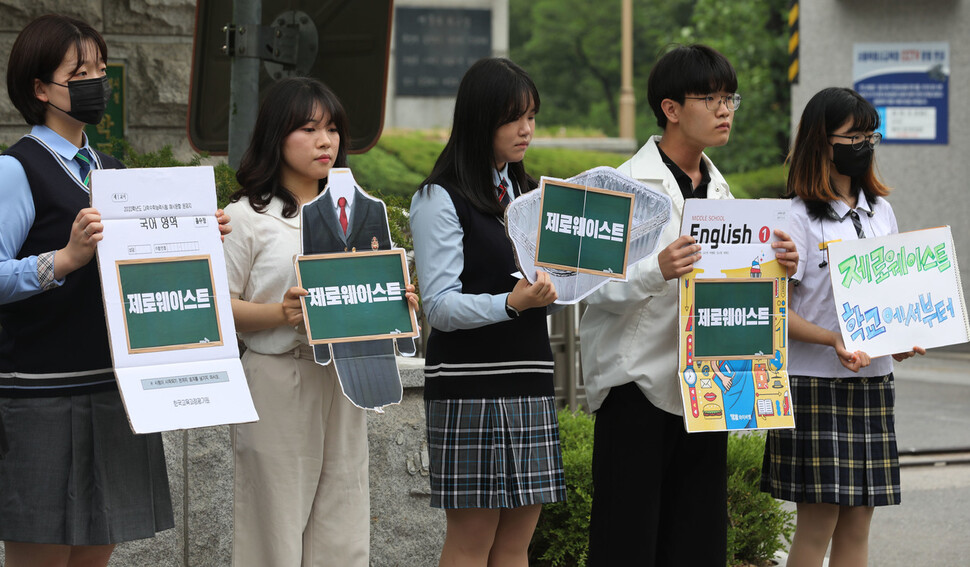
[775,351,970,566]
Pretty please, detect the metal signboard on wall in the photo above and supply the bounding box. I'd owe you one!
[853,42,949,144]
[394,7,491,96]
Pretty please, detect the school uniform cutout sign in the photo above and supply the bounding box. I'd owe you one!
[92,166,258,433]
[678,199,795,433]
[505,166,672,304]
[826,226,969,357]
[298,168,417,411]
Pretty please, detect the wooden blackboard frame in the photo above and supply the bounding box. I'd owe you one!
[295,249,419,344]
[692,278,776,360]
[534,179,635,278]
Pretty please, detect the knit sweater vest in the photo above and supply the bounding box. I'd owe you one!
[423,180,555,400]
[0,136,123,397]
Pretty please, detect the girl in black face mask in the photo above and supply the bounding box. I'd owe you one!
[760,87,924,567]
[0,14,228,567]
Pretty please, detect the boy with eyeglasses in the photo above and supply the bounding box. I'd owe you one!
[580,44,797,566]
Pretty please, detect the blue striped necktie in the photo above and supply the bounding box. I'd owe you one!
[75,148,93,187]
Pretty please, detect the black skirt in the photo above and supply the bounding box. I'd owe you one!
[0,391,174,544]
[761,373,900,507]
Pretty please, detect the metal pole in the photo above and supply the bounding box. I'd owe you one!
[228,0,261,169]
[564,304,577,411]
[618,0,635,140]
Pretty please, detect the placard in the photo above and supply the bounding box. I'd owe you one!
[678,199,794,432]
[296,249,418,344]
[827,226,969,357]
[92,166,257,433]
[535,178,634,278]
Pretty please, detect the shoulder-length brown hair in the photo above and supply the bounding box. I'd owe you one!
[787,87,890,204]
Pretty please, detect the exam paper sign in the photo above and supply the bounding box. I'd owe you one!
[827,226,969,357]
[92,166,257,433]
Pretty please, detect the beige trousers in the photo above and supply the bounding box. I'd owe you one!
[232,348,369,567]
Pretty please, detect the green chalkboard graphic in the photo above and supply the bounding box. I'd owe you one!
[535,179,634,278]
[117,255,222,353]
[694,279,775,358]
[296,249,418,343]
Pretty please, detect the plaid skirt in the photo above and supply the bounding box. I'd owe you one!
[425,396,567,509]
[761,373,900,507]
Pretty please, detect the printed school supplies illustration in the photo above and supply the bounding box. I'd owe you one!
[505,166,672,303]
[298,168,417,411]
[92,166,258,433]
[827,226,969,357]
[678,199,795,433]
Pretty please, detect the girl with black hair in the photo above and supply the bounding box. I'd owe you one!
[0,14,231,566]
[224,77,415,566]
[761,87,923,567]
[409,57,566,566]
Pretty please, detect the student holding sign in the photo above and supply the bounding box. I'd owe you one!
[410,58,566,566]
[0,15,230,566]
[223,78,416,566]
[760,88,924,567]
[579,45,798,566]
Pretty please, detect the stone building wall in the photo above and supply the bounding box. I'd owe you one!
[0,1,200,156]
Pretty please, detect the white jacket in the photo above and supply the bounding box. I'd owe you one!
[580,136,733,414]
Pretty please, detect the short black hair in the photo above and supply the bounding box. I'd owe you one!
[232,77,350,218]
[6,14,108,125]
[647,44,737,129]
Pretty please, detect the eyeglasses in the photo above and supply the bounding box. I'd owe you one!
[829,132,882,150]
[683,93,742,112]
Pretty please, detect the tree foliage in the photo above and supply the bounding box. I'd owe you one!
[510,0,791,172]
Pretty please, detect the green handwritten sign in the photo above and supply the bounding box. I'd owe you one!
[118,256,222,353]
[693,279,775,358]
[296,249,418,343]
[535,179,634,277]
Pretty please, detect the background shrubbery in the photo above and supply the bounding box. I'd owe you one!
[529,410,795,567]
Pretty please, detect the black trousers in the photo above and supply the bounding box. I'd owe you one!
[587,382,728,567]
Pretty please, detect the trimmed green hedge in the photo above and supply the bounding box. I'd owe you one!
[529,410,794,567]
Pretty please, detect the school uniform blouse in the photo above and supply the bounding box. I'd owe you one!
[788,193,897,378]
[223,196,307,355]
[410,164,518,331]
[0,125,95,303]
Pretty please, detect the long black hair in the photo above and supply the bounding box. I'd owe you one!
[421,57,540,217]
[231,77,350,218]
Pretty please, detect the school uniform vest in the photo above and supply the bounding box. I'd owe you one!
[0,136,123,397]
[423,179,555,400]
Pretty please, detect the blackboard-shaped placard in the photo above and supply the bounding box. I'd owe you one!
[534,179,634,278]
[693,279,775,359]
[296,249,418,343]
[117,255,223,353]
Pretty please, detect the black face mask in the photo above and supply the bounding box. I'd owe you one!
[48,76,111,125]
[831,143,873,178]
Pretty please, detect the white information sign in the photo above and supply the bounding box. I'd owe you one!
[92,166,258,433]
[827,226,969,358]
